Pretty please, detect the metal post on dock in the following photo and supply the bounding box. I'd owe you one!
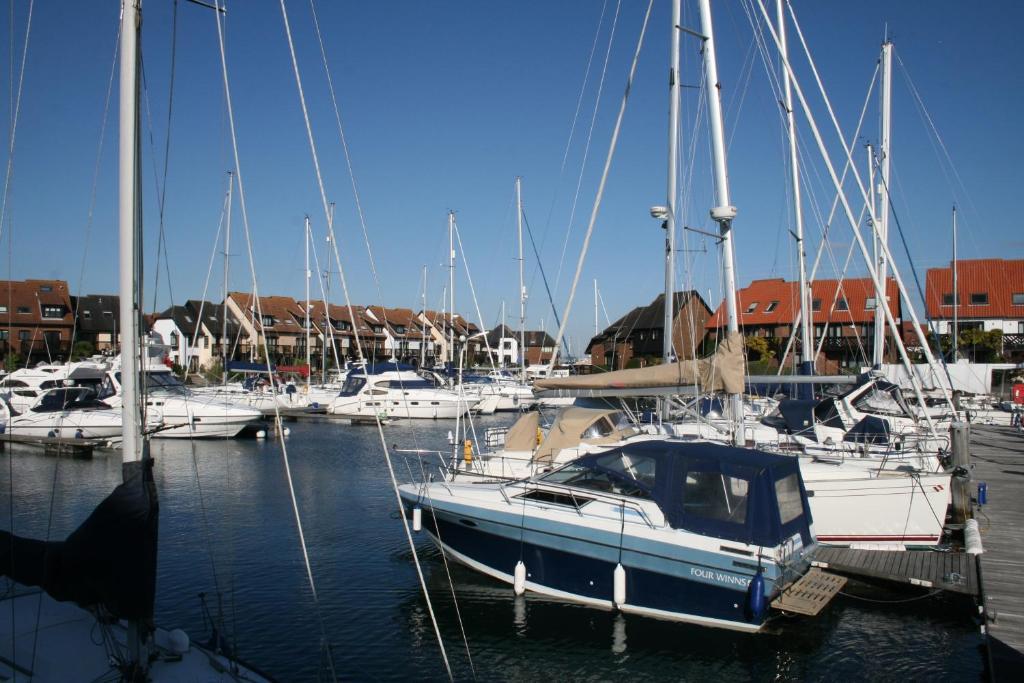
[950,421,971,525]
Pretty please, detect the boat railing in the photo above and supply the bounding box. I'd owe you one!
[501,480,658,529]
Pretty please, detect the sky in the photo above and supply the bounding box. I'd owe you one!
[1,0,1021,357]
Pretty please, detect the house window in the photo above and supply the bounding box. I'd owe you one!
[169,332,179,347]
[41,305,64,319]
[941,293,960,306]
[261,315,274,327]
[83,311,92,319]
[811,299,822,312]
[765,301,779,313]
[18,330,29,341]
[394,325,406,334]
[267,337,279,348]
[17,306,29,314]
[0,305,6,313]
[0,330,7,340]
[745,301,759,314]
[103,311,114,318]
[372,325,383,333]
[1013,293,1024,306]
[865,297,876,309]
[1019,321,1024,334]
[39,285,52,293]
[835,298,849,312]
[970,293,988,306]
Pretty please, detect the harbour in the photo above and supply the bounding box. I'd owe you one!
[1,415,1008,680]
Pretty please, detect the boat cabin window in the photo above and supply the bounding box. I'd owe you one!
[338,376,366,397]
[682,470,749,524]
[32,388,102,413]
[385,380,435,390]
[540,452,656,500]
[516,489,592,508]
[581,417,615,440]
[143,371,187,395]
[852,384,907,417]
[775,473,804,525]
[0,379,29,388]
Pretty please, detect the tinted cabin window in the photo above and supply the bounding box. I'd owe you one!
[683,471,749,523]
[593,451,657,489]
[775,473,804,524]
[581,417,615,440]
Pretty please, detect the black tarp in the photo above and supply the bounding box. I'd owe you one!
[0,460,158,621]
[843,415,891,445]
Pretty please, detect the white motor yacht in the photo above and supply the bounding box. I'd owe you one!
[0,386,161,440]
[328,363,479,419]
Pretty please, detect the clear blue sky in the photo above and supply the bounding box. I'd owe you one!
[2,0,1021,356]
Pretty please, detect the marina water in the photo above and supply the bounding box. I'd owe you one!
[2,416,984,680]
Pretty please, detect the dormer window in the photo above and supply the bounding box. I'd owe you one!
[764,301,778,313]
[39,285,52,293]
[82,311,92,319]
[41,305,64,319]
[184,315,193,323]
[970,292,988,306]
[394,325,406,334]
[835,298,849,312]
[372,325,384,333]
[261,315,274,327]
[17,306,30,314]
[745,302,758,314]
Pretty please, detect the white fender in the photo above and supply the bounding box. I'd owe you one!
[413,506,422,532]
[513,560,526,595]
[613,563,626,608]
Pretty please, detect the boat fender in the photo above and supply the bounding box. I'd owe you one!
[514,560,526,595]
[283,427,291,437]
[168,628,190,654]
[47,430,56,438]
[256,430,267,439]
[746,568,765,621]
[463,439,473,464]
[447,430,455,445]
[75,428,85,439]
[977,481,987,506]
[965,518,984,555]
[413,506,422,532]
[613,563,626,608]
[536,427,543,446]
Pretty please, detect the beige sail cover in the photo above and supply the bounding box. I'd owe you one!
[503,410,540,451]
[534,331,744,395]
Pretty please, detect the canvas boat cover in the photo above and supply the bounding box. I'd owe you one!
[534,407,638,464]
[534,331,744,395]
[503,411,540,451]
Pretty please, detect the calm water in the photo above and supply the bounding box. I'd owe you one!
[1,416,984,681]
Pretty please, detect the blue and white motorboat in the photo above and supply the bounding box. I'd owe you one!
[400,440,818,631]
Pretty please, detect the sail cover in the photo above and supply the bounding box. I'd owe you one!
[0,460,158,621]
[534,331,745,395]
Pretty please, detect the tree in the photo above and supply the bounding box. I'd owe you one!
[959,328,1003,362]
[71,340,95,361]
[744,336,774,361]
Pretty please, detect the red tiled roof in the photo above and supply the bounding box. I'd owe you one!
[706,277,899,329]
[0,279,74,326]
[924,259,1024,320]
[228,292,310,334]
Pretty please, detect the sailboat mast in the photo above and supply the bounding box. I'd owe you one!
[420,264,427,368]
[304,215,311,387]
[872,39,893,368]
[698,0,744,445]
[777,0,812,377]
[952,205,958,362]
[448,210,455,365]
[222,171,232,386]
[594,279,599,336]
[516,177,526,380]
[119,0,142,464]
[663,0,681,365]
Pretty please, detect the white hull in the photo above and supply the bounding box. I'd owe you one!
[329,395,473,420]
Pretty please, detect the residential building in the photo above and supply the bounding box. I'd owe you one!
[152,300,243,372]
[924,258,1024,360]
[0,279,75,363]
[71,293,120,353]
[588,291,711,370]
[486,324,558,366]
[705,277,900,371]
[417,310,481,365]
[226,292,317,365]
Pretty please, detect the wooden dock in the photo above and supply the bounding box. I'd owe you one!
[0,433,114,457]
[811,546,976,595]
[970,425,1024,674]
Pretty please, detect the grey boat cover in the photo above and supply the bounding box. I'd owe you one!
[534,331,744,395]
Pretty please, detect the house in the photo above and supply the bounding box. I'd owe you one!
[69,293,120,354]
[417,310,482,365]
[300,300,382,364]
[924,258,1024,360]
[0,279,75,364]
[705,277,899,371]
[225,292,317,365]
[588,291,711,370]
[151,300,243,372]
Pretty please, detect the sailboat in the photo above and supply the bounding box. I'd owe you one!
[0,3,270,678]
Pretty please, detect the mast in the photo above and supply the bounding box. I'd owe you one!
[119,0,143,465]
[872,39,893,368]
[777,0,812,380]
[698,0,743,445]
[952,205,958,362]
[448,210,455,365]
[420,264,427,367]
[663,0,681,365]
[594,279,599,336]
[304,215,311,388]
[516,177,526,381]
[222,170,232,386]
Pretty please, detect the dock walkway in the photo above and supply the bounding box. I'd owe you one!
[811,546,976,595]
[971,425,1024,667]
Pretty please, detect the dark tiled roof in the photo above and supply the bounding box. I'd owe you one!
[72,293,118,333]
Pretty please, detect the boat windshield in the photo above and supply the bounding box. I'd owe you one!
[540,450,657,499]
[143,371,188,395]
[338,375,366,397]
[32,388,108,413]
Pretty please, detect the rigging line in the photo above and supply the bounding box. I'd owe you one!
[308,224,342,373]
[28,440,62,674]
[307,0,384,307]
[451,217,497,372]
[181,186,229,385]
[551,0,622,295]
[539,0,608,239]
[277,1,452,678]
[0,0,32,245]
[212,2,337,679]
[547,0,654,372]
[521,209,570,358]
[71,19,121,354]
